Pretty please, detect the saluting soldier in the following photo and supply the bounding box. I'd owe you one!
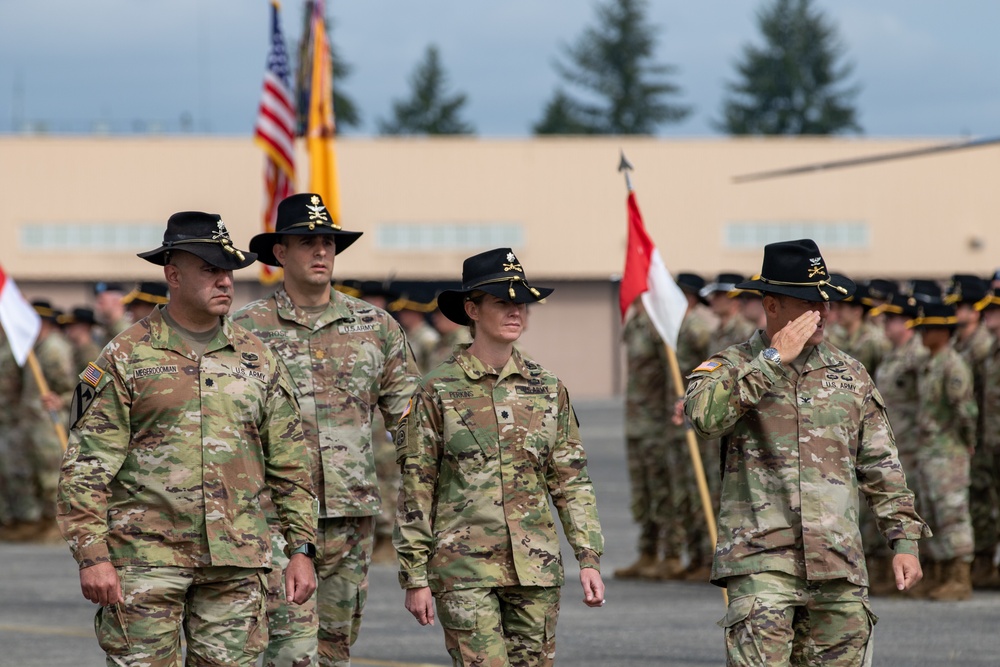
[395,248,604,667]
[58,212,317,666]
[911,300,978,601]
[236,193,419,667]
[685,240,928,665]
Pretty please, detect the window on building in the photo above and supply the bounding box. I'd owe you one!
[724,222,870,250]
[376,222,524,251]
[21,223,164,251]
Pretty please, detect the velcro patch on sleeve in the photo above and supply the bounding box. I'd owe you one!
[82,362,104,387]
[692,360,723,373]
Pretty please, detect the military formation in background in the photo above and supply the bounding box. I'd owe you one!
[619,268,1000,603]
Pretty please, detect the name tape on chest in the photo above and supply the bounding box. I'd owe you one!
[134,365,179,379]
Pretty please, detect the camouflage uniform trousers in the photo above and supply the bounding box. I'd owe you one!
[5,421,63,523]
[624,434,676,556]
[95,565,267,667]
[263,516,374,667]
[436,585,561,667]
[969,440,1000,558]
[916,448,975,562]
[721,572,877,667]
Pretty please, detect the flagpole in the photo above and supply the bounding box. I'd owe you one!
[26,349,68,451]
[618,153,724,604]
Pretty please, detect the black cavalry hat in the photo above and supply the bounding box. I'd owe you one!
[975,289,1000,313]
[910,300,958,329]
[944,274,989,306]
[736,239,855,302]
[870,292,920,320]
[250,193,363,266]
[700,273,746,298]
[57,307,98,327]
[437,248,554,325]
[676,272,709,305]
[122,281,169,306]
[138,212,256,270]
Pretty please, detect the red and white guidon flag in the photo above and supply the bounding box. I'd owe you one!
[619,191,688,349]
[0,265,41,366]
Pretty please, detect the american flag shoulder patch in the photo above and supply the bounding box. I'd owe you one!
[82,362,104,387]
[692,360,723,373]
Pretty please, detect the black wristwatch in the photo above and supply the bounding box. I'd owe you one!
[761,347,782,365]
[291,543,317,558]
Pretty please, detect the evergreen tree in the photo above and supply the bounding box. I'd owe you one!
[378,45,475,136]
[718,0,861,135]
[534,0,690,135]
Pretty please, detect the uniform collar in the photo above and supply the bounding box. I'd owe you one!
[274,285,354,329]
[455,344,529,382]
[148,304,234,357]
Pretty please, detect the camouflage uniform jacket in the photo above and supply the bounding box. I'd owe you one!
[981,338,1000,449]
[707,314,754,357]
[874,334,928,456]
[676,305,716,380]
[684,330,929,587]
[916,347,977,457]
[953,323,994,446]
[623,307,667,438]
[234,287,419,518]
[57,306,316,570]
[394,345,604,592]
[826,320,889,376]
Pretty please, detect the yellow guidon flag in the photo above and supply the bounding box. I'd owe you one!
[306,0,342,228]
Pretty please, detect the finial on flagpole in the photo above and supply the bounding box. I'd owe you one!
[618,150,634,192]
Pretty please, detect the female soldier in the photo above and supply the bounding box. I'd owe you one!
[394,248,605,667]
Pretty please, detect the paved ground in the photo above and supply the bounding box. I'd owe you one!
[2,399,999,665]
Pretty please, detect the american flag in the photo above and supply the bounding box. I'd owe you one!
[254,0,296,283]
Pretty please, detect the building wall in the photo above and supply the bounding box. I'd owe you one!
[4,135,998,397]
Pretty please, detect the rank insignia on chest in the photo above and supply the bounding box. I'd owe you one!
[496,405,514,423]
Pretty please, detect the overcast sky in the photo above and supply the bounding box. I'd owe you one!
[1,0,998,138]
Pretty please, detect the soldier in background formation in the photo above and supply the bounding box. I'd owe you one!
[122,280,170,323]
[59,307,101,374]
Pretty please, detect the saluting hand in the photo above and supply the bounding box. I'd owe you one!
[769,310,821,362]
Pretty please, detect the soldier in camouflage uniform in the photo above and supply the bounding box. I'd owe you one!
[826,281,890,376]
[59,307,102,374]
[684,240,929,666]
[868,293,928,595]
[57,212,317,667]
[912,301,978,601]
[972,290,1000,588]
[428,305,473,371]
[92,282,131,346]
[615,299,675,580]
[391,291,441,372]
[945,275,998,587]
[0,329,23,534]
[395,248,604,667]
[122,281,170,323]
[8,300,76,542]
[238,193,419,667]
[659,273,719,581]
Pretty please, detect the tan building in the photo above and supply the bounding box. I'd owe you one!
[2,135,997,397]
